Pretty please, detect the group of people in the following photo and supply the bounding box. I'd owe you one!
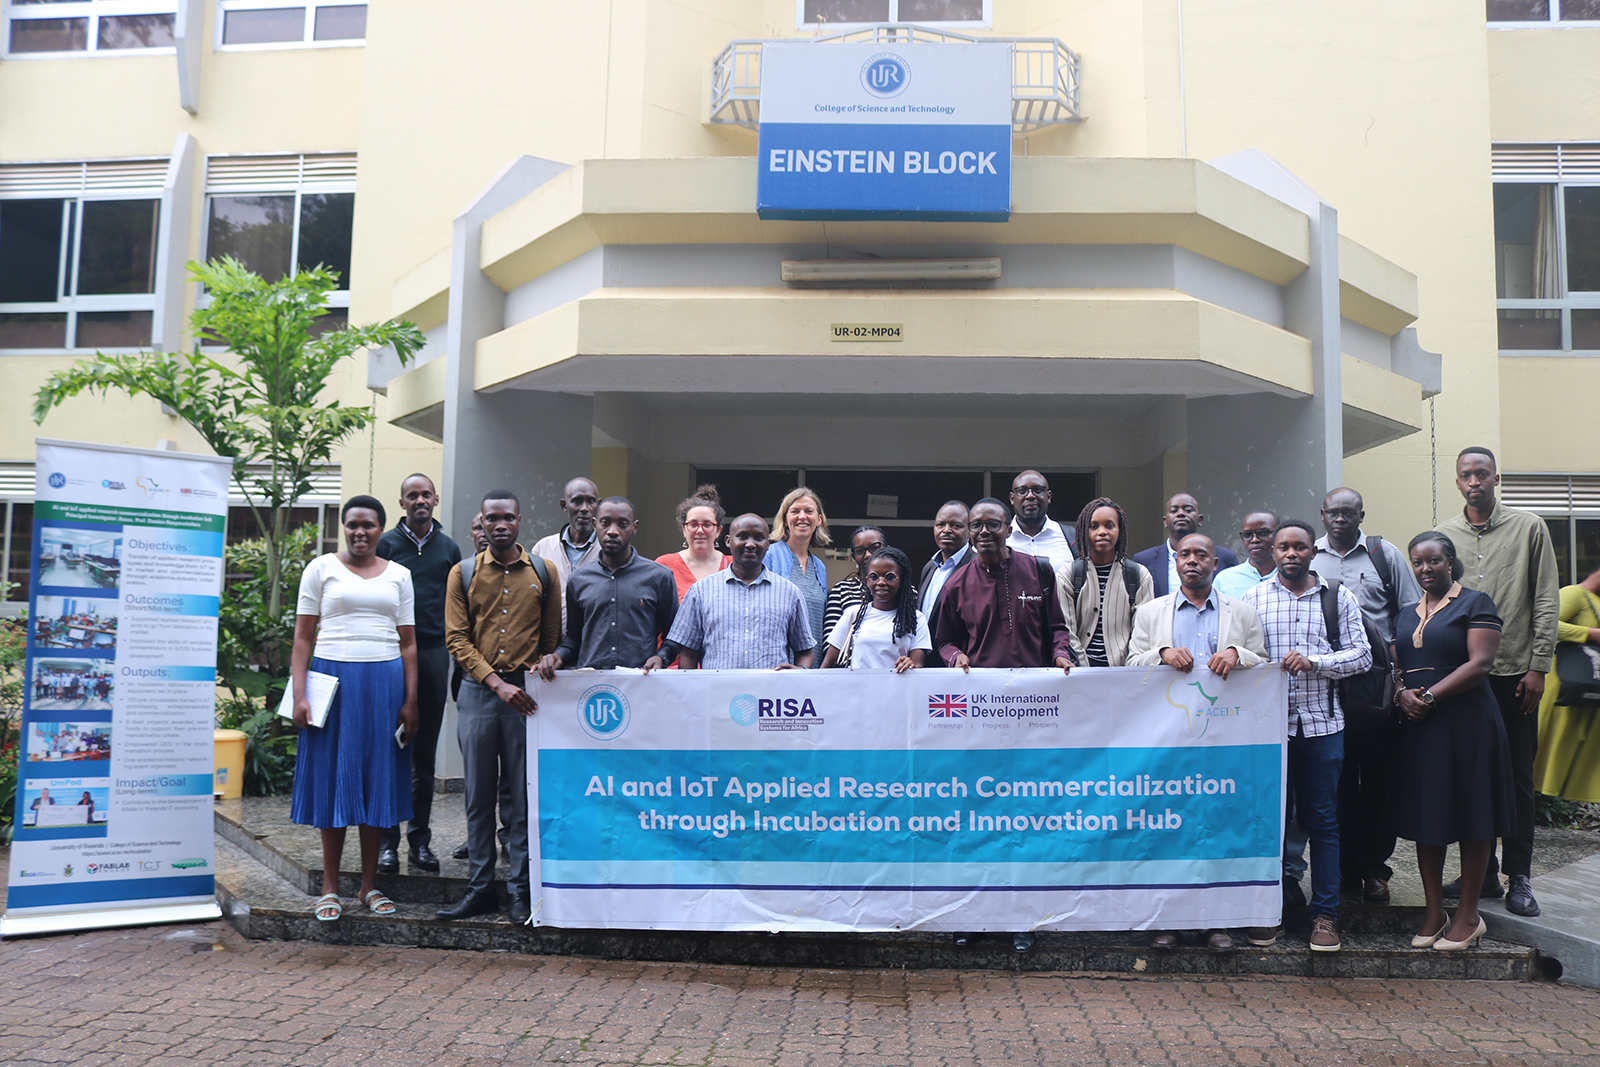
[287,448,1575,958]
[32,667,111,704]
[30,725,108,760]
[34,610,116,649]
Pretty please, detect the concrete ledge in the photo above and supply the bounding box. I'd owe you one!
[1482,852,1600,990]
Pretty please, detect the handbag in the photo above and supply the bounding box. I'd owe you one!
[1554,590,1600,708]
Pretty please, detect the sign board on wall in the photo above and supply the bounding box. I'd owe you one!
[757,42,1013,222]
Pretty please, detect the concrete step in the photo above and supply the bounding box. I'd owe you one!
[213,833,1539,980]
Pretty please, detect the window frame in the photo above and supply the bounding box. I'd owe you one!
[214,0,366,51]
[1,0,178,59]
[1488,1,1600,27]
[0,191,162,354]
[198,153,356,325]
[795,0,992,31]
[1494,176,1600,355]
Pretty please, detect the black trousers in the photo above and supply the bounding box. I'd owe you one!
[1488,673,1538,879]
[1337,720,1397,882]
[382,644,449,852]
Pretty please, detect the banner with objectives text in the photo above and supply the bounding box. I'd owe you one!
[528,665,1288,933]
[3,439,230,937]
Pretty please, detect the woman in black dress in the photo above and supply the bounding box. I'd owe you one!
[1394,532,1516,951]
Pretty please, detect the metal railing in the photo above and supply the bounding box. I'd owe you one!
[709,24,1082,134]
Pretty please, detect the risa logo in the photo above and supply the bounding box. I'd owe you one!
[101,480,126,491]
[730,693,825,732]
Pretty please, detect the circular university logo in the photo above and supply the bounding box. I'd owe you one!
[47,472,65,489]
[729,693,758,727]
[577,684,631,741]
[860,52,910,98]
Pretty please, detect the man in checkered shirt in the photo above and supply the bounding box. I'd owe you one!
[1242,519,1371,954]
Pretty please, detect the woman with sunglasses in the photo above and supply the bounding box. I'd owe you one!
[823,525,888,639]
[655,484,731,603]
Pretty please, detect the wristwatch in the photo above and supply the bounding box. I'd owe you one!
[1308,655,1321,672]
[1419,688,1435,707]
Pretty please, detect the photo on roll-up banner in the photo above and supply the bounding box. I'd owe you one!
[2,440,231,938]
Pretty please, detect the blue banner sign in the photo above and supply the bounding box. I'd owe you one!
[756,42,1013,222]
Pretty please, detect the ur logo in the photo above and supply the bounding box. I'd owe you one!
[577,684,630,740]
[1166,679,1241,738]
[729,693,758,727]
[861,53,910,98]
[48,472,66,489]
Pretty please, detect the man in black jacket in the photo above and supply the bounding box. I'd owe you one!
[375,473,463,874]
[1133,493,1239,598]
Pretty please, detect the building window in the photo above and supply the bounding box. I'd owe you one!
[1493,144,1600,353]
[1488,0,1600,24]
[1501,474,1600,583]
[217,1,365,47]
[3,0,176,56]
[0,159,166,352]
[202,153,355,323]
[798,0,990,29]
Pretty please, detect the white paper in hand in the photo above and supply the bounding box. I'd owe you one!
[277,670,340,728]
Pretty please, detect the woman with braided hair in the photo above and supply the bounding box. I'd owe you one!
[1056,497,1153,667]
[820,546,931,672]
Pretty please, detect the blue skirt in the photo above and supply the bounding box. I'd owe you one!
[290,656,413,829]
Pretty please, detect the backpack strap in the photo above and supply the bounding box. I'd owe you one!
[1070,558,1088,599]
[1321,578,1343,650]
[1365,535,1396,609]
[1121,559,1141,611]
[459,550,555,624]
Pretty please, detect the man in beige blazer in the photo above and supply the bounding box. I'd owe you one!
[1128,534,1267,675]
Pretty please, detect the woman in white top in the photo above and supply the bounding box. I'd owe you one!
[821,546,931,672]
[291,495,418,922]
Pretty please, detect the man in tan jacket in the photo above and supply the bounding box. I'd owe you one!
[1128,534,1267,674]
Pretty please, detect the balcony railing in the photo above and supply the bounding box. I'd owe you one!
[710,24,1082,135]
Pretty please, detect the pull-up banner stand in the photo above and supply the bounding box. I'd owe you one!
[3,439,229,937]
[528,667,1288,933]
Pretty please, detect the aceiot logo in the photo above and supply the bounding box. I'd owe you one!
[860,52,910,98]
[577,684,630,740]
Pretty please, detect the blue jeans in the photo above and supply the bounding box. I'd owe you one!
[1287,730,1344,918]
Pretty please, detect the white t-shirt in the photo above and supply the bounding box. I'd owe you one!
[826,605,932,670]
[296,554,415,662]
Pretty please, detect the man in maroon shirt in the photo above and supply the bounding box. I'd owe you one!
[933,496,1074,673]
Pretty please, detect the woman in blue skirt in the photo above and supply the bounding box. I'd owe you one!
[291,495,418,920]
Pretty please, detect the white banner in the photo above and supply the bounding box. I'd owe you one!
[529,666,1288,933]
[3,439,230,937]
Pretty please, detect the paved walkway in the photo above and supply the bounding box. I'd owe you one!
[2,919,1598,1067]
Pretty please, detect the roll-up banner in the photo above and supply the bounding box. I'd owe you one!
[529,667,1288,932]
[756,42,1013,221]
[3,439,229,937]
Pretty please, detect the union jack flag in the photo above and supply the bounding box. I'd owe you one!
[928,694,968,718]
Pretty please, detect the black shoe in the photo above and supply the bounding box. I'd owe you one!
[452,841,470,860]
[508,896,532,925]
[376,848,400,875]
[409,845,441,872]
[1012,932,1035,953]
[436,890,499,921]
[1506,875,1540,917]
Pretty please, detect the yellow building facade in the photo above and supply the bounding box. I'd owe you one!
[2,0,1597,594]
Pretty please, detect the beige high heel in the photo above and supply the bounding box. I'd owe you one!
[1411,918,1449,948]
[1433,914,1487,952]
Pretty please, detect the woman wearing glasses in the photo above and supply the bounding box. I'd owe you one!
[656,484,731,602]
[823,525,888,638]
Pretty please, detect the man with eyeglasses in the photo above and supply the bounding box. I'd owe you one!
[1309,487,1420,905]
[1006,471,1075,571]
[1214,510,1280,599]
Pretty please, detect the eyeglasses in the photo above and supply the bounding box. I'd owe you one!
[850,542,887,557]
[969,519,1007,532]
[1322,509,1360,520]
[1239,529,1274,541]
[1011,486,1049,497]
[683,520,719,531]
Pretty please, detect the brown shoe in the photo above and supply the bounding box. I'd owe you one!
[1309,915,1342,953]
[1363,877,1390,903]
[1245,925,1280,947]
[1148,931,1178,950]
[1206,931,1236,954]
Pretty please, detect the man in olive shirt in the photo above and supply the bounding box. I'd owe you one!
[440,490,562,925]
[1438,447,1560,917]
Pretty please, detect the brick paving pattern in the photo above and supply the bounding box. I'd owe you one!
[2,922,1599,1066]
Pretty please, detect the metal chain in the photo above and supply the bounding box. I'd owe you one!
[1429,396,1437,527]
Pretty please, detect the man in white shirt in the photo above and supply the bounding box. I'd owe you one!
[1005,470,1074,570]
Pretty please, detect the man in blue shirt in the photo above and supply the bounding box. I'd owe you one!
[1214,510,1279,599]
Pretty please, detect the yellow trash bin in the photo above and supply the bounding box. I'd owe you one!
[213,729,249,800]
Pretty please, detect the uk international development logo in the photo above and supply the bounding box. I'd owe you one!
[928,694,968,718]
[577,684,631,740]
[860,52,910,98]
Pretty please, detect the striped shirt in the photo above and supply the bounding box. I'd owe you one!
[666,566,816,670]
[1242,576,1371,738]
